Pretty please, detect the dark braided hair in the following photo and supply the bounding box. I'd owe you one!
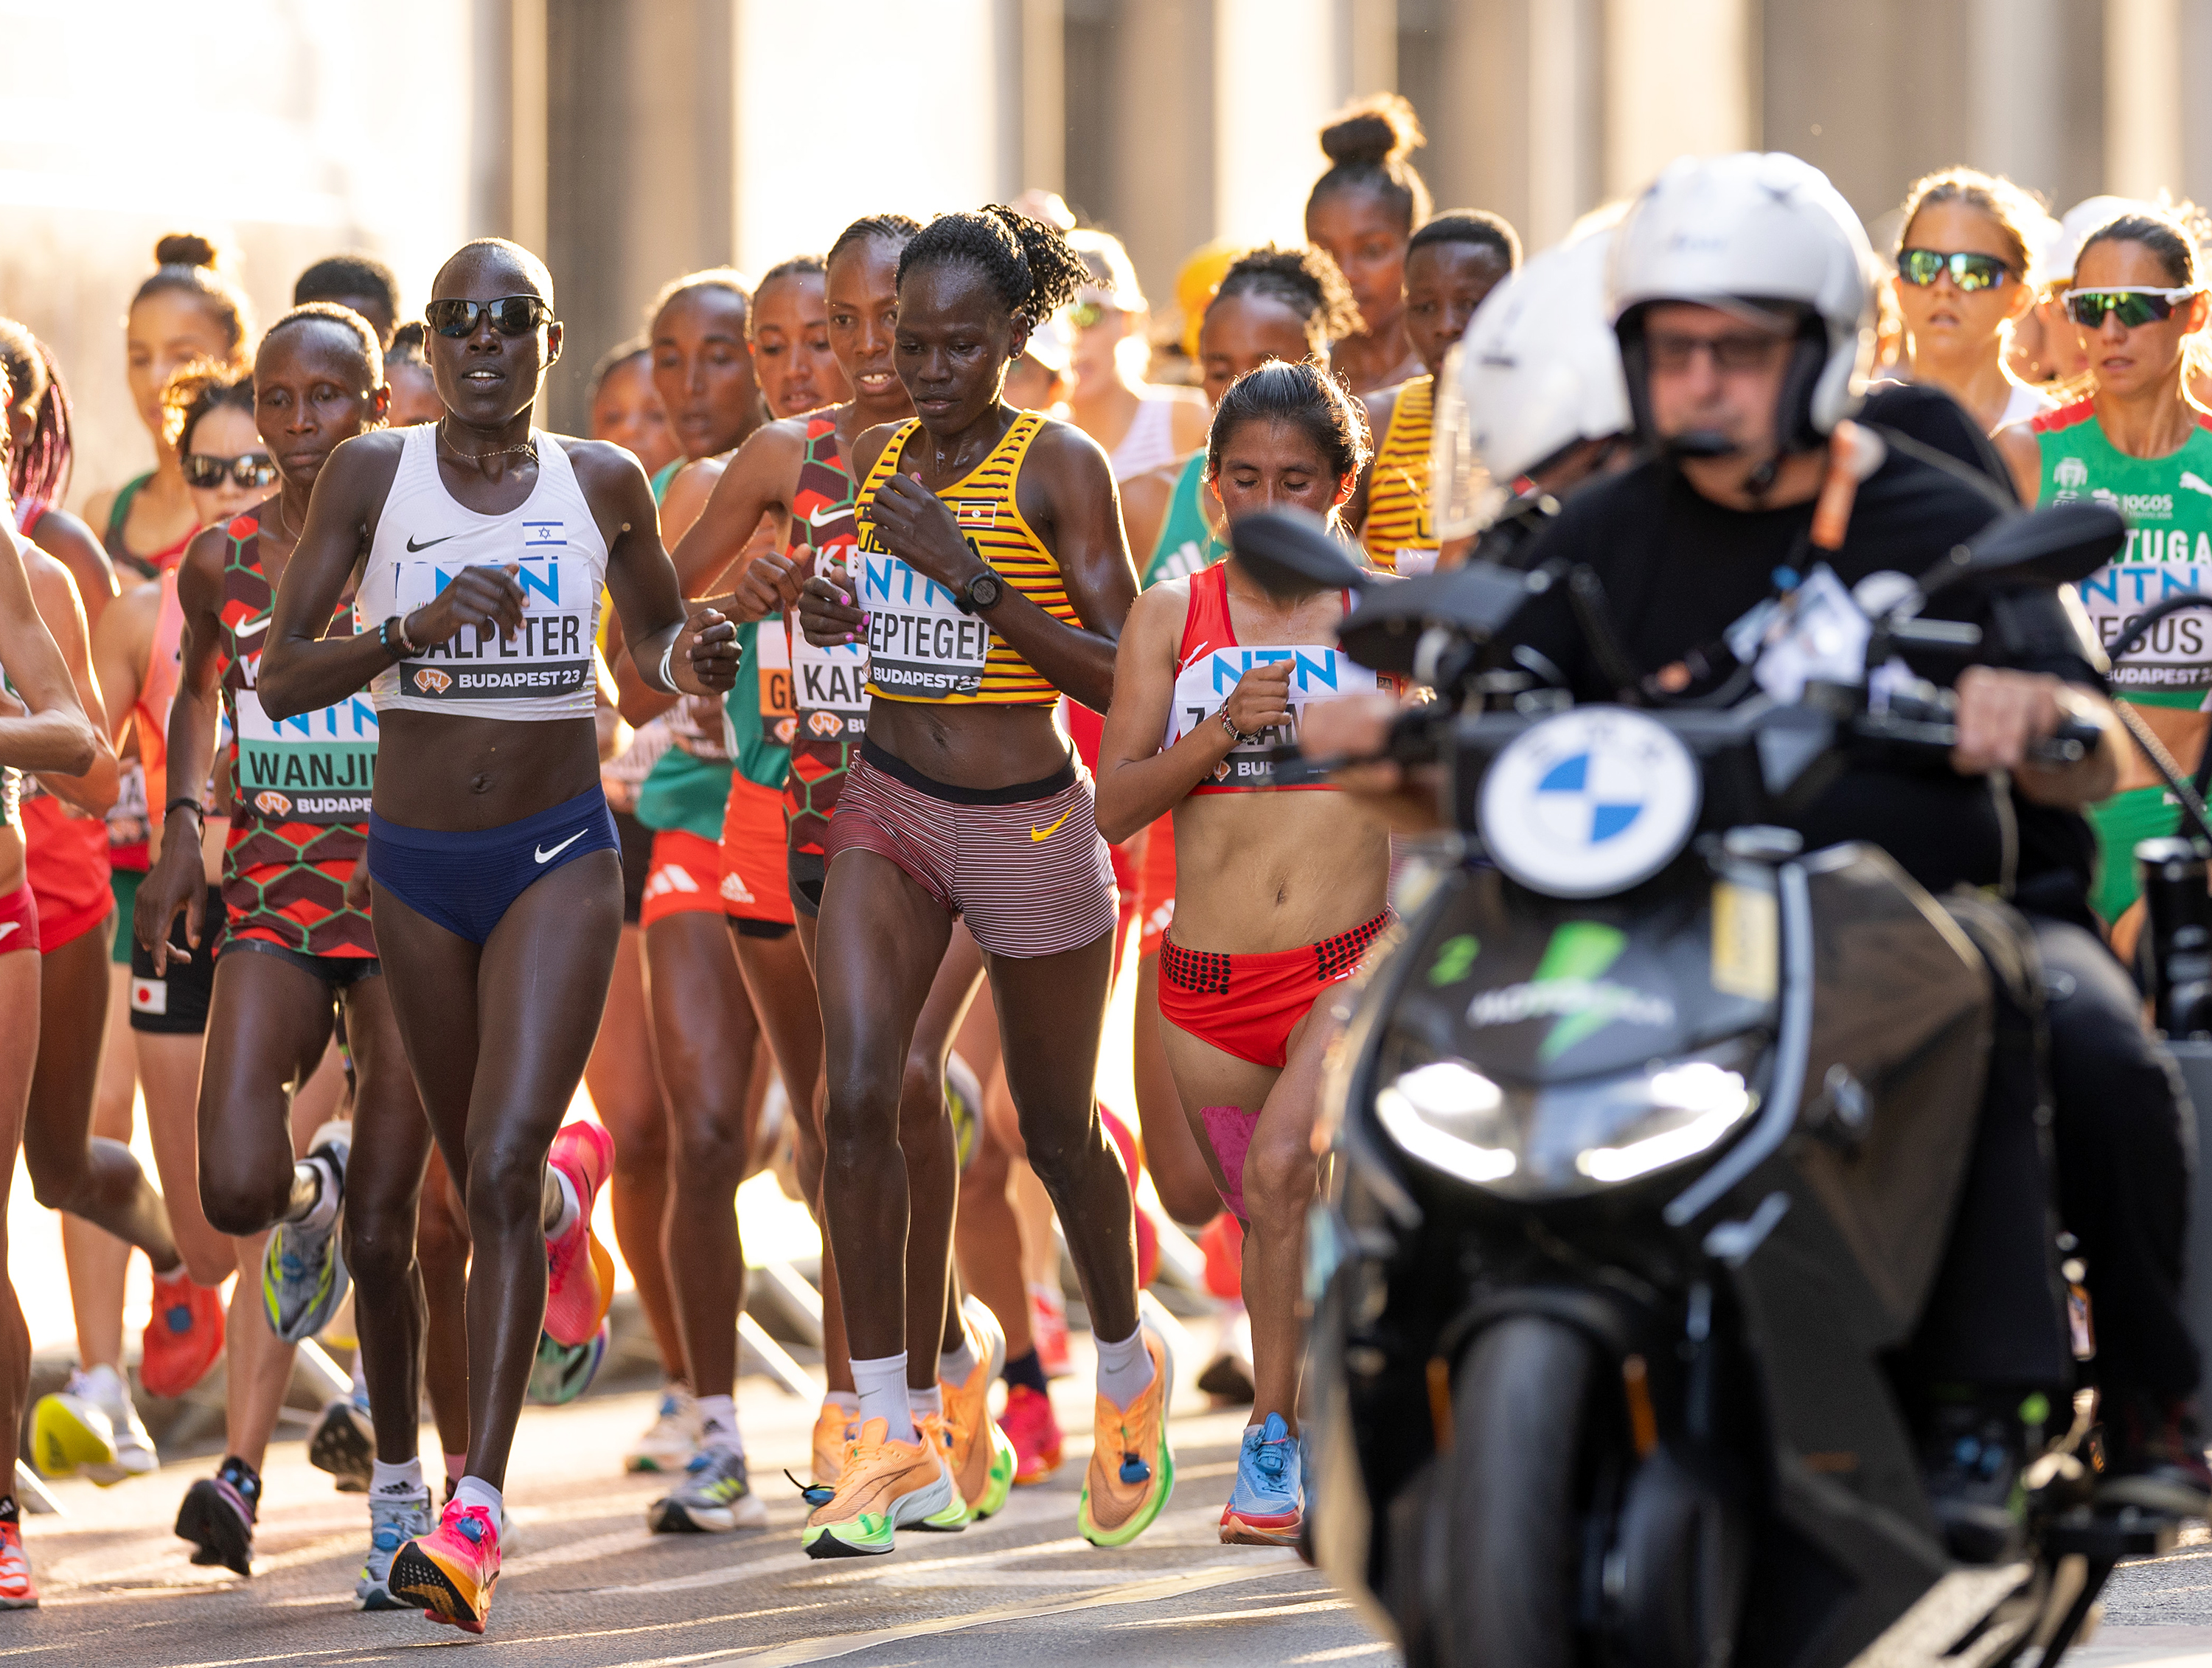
[1208,245,1364,355]
[1205,361,1373,492]
[133,233,254,358]
[828,213,922,270]
[897,206,1089,325]
[260,302,384,387]
[1306,94,1431,233]
[0,319,76,509]
[1408,209,1521,270]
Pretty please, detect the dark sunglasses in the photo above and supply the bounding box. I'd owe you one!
[1896,248,2014,291]
[2062,287,2199,329]
[1644,331,1790,374]
[182,451,278,490]
[424,296,554,338]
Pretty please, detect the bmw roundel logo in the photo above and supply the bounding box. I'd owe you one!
[1479,709,1702,898]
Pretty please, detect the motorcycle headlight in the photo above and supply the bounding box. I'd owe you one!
[1374,1044,1761,1199]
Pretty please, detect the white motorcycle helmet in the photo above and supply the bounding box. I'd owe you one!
[1608,152,1874,456]
[1430,226,1632,541]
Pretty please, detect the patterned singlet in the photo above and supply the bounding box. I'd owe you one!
[1362,375,1437,575]
[785,417,868,858]
[217,515,379,957]
[854,409,1071,706]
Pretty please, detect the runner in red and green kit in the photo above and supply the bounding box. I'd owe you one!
[2029,206,2212,931]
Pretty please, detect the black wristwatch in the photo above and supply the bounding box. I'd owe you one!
[959,569,1006,614]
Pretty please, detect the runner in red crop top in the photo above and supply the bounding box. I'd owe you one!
[1092,359,1390,1547]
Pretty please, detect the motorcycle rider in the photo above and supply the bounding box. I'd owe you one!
[1323,153,2209,1515]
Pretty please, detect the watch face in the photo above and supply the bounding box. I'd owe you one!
[971,572,1004,608]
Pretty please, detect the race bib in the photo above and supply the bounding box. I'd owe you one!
[232,685,378,823]
[2079,549,2212,695]
[754,615,796,748]
[392,544,594,702]
[858,552,991,698]
[1166,644,1378,789]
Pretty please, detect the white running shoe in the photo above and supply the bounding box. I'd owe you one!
[625,1384,702,1474]
[33,1365,157,1486]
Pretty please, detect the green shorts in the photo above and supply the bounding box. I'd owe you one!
[2087,785,2182,927]
[109,869,142,965]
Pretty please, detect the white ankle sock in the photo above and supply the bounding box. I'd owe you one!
[371,1457,425,1498]
[543,1166,581,1240]
[908,1383,944,1418]
[454,1475,502,1523]
[1095,1325,1155,1411]
[696,1393,742,1456]
[291,1156,340,1231]
[851,1354,916,1445]
[939,1332,978,1386]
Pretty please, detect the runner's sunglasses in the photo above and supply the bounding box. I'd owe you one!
[424,296,554,338]
[2062,287,2201,328]
[181,451,279,490]
[1896,249,2015,291]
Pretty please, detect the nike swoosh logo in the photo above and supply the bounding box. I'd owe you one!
[234,614,271,640]
[534,829,587,864]
[1030,810,1073,843]
[0,923,16,945]
[406,534,457,553]
[805,506,850,529]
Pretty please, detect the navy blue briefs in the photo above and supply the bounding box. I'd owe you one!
[366,785,620,945]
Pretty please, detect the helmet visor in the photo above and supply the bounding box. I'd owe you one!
[1430,341,1506,541]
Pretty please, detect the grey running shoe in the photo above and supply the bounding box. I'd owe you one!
[357,1487,436,1610]
[647,1447,771,1533]
[263,1120,352,1345]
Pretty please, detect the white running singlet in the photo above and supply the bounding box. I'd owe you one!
[355,426,608,721]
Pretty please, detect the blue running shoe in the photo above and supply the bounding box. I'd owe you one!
[357,1487,435,1609]
[1218,1411,1302,1546]
[264,1119,351,1345]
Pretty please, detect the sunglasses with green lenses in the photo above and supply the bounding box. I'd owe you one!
[2062,287,2200,329]
[423,296,554,338]
[1896,249,2015,291]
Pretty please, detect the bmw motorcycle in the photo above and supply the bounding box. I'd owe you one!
[1237,503,2182,1668]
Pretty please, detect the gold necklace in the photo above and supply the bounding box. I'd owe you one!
[437,419,537,468]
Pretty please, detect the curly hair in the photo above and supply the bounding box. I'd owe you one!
[159,358,257,458]
[897,205,1089,324]
[1208,244,1364,355]
[1305,93,1431,234]
[1205,360,1373,488]
[0,319,75,509]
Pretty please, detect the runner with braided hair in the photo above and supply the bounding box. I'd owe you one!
[0,321,114,630]
[796,204,1172,1557]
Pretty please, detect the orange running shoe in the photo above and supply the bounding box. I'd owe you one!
[0,1520,35,1609]
[801,1415,963,1557]
[1001,1384,1063,1484]
[1079,1324,1176,1547]
[942,1299,1015,1522]
[389,1497,500,1634]
[543,1121,613,1347]
[140,1267,224,1400]
[811,1400,853,1487]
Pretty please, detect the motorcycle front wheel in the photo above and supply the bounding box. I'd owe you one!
[1441,1314,1600,1668]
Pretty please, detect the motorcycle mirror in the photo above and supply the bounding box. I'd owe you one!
[1338,562,1543,675]
[1228,510,1374,597]
[1916,501,2125,598]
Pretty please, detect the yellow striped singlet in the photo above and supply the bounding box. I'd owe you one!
[855,410,1071,706]
[1363,374,1435,574]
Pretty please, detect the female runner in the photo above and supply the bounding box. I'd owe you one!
[133,307,439,1601]
[1304,94,1430,395]
[1096,359,1388,1547]
[1352,210,1519,575]
[587,340,678,479]
[1062,230,1208,481]
[384,324,451,431]
[0,504,108,1610]
[796,204,1168,1557]
[1887,167,2051,499]
[667,219,1032,1518]
[259,237,737,1634]
[85,235,254,584]
[2027,209,2212,933]
[1,322,115,629]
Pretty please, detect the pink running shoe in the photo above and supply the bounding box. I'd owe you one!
[1001,1383,1064,1485]
[0,1519,36,1608]
[389,1498,499,1633]
[543,1121,613,1347]
[1030,1282,1072,1380]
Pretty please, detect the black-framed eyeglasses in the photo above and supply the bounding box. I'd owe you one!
[181,451,278,490]
[424,296,554,338]
[1896,248,2015,292]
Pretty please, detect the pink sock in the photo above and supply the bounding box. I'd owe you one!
[1200,1106,1259,1223]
